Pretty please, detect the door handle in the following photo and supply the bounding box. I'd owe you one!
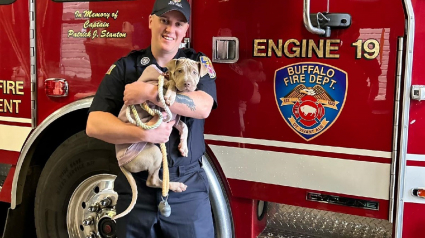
[212,37,239,63]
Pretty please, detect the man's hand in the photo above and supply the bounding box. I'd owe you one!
[123,81,158,105]
[143,112,175,143]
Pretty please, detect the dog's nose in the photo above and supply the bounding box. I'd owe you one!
[184,82,191,87]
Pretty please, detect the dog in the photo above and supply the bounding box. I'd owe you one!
[113,58,206,220]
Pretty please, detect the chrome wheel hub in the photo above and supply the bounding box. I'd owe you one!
[67,174,118,238]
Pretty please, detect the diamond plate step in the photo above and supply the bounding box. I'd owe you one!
[258,227,321,238]
[257,203,392,238]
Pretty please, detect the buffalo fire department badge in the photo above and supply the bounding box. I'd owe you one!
[200,56,216,78]
[274,62,347,141]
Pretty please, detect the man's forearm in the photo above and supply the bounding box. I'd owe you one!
[167,91,214,119]
[86,111,145,144]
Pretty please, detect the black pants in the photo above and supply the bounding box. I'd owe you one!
[114,160,215,238]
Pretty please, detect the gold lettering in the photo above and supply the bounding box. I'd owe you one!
[313,66,320,75]
[268,39,282,57]
[310,75,316,83]
[83,20,110,29]
[308,39,324,58]
[316,75,323,84]
[100,30,125,38]
[254,39,267,57]
[326,39,340,58]
[83,10,111,19]
[327,69,335,78]
[7,81,15,94]
[287,66,294,76]
[300,74,305,83]
[301,39,307,57]
[283,77,289,86]
[302,65,307,74]
[323,77,330,85]
[0,99,21,113]
[284,39,300,58]
[14,100,21,113]
[4,99,12,113]
[292,75,299,83]
[330,79,337,88]
[16,81,24,95]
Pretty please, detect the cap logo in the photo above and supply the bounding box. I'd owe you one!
[168,0,183,7]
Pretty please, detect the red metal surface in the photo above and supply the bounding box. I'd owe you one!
[35,0,156,124]
[406,160,425,167]
[0,0,32,120]
[195,0,404,151]
[229,197,266,238]
[407,0,425,154]
[0,166,15,203]
[228,179,388,220]
[0,150,20,165]
[193,0,404,219]
[403,202,425,238]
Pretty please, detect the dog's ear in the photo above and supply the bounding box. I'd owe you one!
[199,62,208,78]
[166,59,181,74]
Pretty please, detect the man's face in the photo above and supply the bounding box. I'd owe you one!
[149,11,189,54]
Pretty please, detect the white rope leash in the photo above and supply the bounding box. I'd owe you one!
[125,75,173,200]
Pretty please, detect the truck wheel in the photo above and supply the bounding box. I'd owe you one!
[34,131,120,238]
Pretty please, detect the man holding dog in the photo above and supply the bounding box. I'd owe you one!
[86,0,217,237]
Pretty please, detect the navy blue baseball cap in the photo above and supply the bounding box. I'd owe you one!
[151,0,191,22]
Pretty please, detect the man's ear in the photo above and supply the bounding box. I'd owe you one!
[148,15,153,29]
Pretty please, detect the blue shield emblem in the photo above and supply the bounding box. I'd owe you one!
[274,62,348,141]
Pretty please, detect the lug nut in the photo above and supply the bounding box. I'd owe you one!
[100,197,112,207]
[88,204,100,212]
[86,232,97,238]
[83,216,94,226]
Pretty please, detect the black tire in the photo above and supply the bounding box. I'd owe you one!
[34,131,119,238]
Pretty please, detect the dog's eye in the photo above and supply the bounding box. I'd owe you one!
[192,70,198,75]
[177,69,183,73]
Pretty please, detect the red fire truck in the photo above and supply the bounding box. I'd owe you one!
[0,0,424,237]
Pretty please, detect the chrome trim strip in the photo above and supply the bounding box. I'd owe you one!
[203,155,234,238]
[395,0,415,236]
[389,37,404,223]
[303,0,326,35]
[29,0,36,128]
[11,97,93,209]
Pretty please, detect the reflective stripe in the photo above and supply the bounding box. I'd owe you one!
[0,125,32,152]
[0,116,32,124]
[205,134,391,158]
[210,145,390,200]
[406,153,425,161]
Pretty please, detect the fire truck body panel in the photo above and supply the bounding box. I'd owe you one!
[400,0,425,236]
[195,0,404,222]
[0,0,424,237]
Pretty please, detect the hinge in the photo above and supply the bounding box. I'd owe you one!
[31,100,36,128]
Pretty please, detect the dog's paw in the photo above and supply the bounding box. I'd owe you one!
[169,182,187,192]
[165,91,177,106]
[178,143,188,157]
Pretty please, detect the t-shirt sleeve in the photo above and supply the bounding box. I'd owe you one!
[88,59,125,116]
[196,53,218,109]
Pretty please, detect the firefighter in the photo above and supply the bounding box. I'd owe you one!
[86,0,217,237]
